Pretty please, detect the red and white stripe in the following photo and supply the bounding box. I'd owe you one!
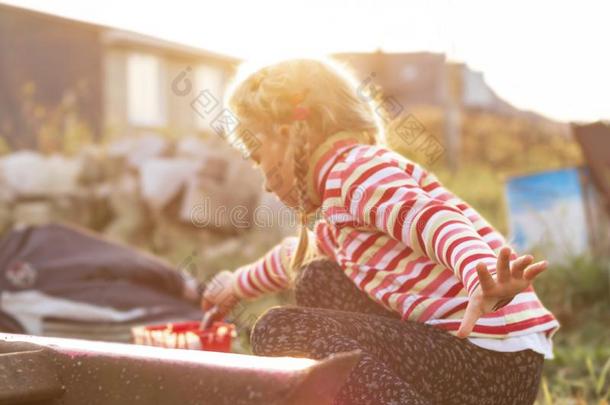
[230,136,559,339]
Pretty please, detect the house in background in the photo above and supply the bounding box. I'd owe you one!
[0,3,238,149]
[335,51,522,115]
[102,30,236,140]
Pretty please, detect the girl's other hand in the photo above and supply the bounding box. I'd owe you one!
[201,270,240,318]
[456,246,548,338]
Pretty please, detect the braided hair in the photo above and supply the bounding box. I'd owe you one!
[287,115,314,279]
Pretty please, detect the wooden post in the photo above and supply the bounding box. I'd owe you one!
[443,62,462,171]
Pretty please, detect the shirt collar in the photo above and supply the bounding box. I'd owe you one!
[305,130,371,209]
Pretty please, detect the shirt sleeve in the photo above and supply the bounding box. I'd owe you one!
[232,230,318,300]
[339,155,500,296]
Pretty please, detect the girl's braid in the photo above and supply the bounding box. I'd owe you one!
[287,119,313,279]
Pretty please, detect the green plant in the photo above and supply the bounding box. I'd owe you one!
[19,80,94,156]
[534,254,610,327]
[587,357,610,401]
[0,137,10,156]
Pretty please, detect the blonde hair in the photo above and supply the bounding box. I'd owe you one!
[224,56,384,280]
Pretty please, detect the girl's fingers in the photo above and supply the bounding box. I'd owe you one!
[457,299,483,338]
[511,254,533,279]
[496,246,511,283]
[476,262,496,293]
[523,260,548,281]
[201,297,213,311]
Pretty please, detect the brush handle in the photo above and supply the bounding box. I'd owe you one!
[199,305,220,331]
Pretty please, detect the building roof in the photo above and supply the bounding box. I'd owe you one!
[0,3,240,64]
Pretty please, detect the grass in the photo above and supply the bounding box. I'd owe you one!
[533,254,610,404]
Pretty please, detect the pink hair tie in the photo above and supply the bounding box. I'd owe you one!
[292,106,310,121]
[290,91,310,121]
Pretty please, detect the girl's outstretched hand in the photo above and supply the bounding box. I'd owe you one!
[456,246,548,338]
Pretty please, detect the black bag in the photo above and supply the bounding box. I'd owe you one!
[0,223,203,339]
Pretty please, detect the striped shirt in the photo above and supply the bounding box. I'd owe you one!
[233,130,560,340]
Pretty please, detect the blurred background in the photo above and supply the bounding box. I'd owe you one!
[0,1,608,403]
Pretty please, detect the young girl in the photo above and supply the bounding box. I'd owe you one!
[202,57,559,405]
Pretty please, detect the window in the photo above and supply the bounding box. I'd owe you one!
[127,53,166,127]
[195,64,224,130]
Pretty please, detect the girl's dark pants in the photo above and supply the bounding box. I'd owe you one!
[250,258,544,405]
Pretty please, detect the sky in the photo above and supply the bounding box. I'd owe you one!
[2,0,608,123]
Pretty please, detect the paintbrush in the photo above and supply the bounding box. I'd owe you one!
[199,305,220,331]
